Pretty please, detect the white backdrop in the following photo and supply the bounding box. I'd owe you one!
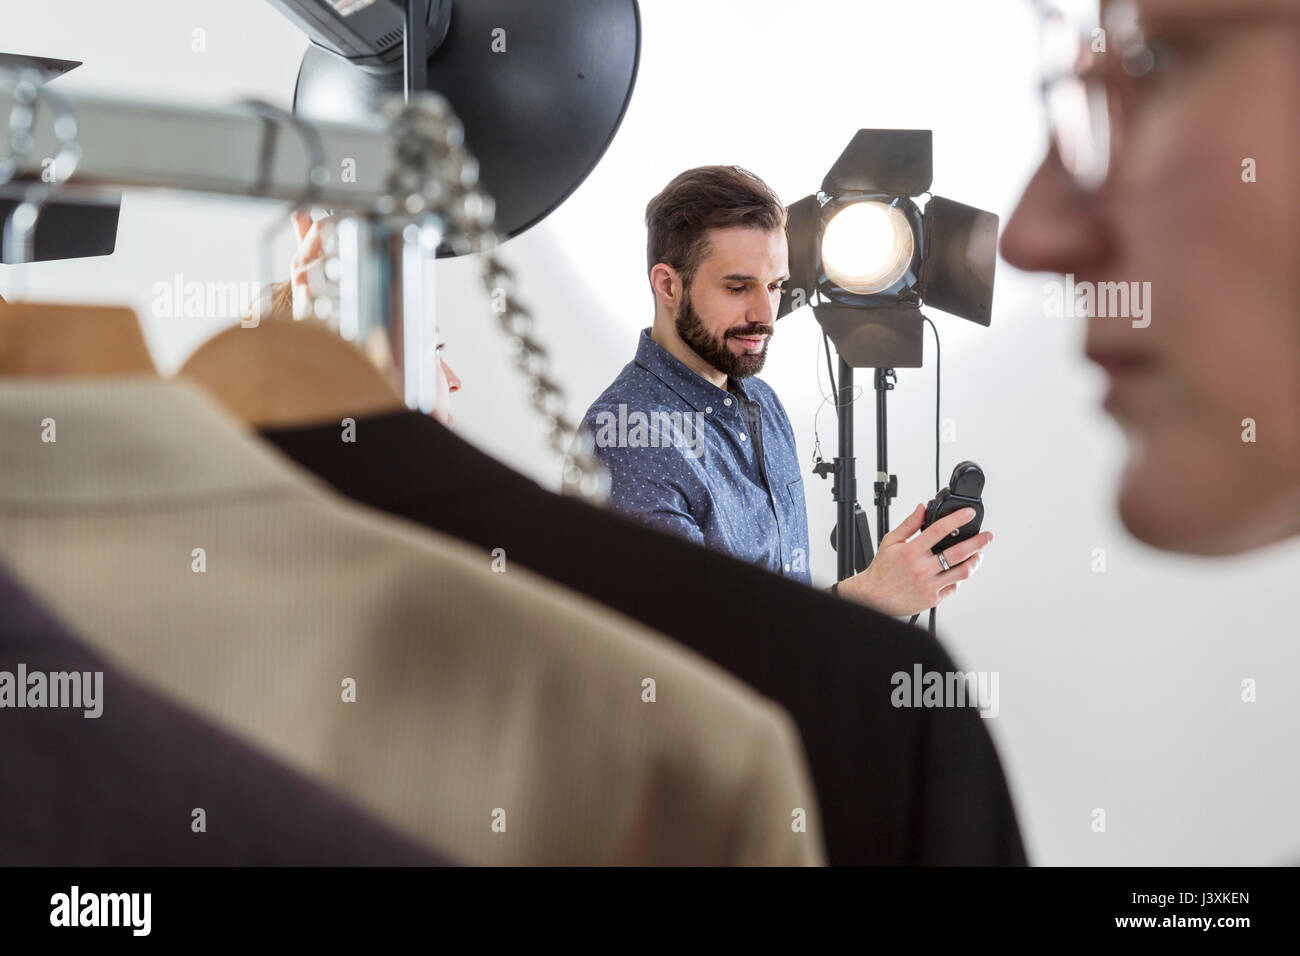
[5,0,1298,866]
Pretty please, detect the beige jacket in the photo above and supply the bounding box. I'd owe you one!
[0,378,824,865]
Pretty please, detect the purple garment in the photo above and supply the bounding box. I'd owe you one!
[0,563,451,866]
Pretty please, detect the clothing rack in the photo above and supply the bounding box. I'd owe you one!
[0,65,606,497]
[0,67,465,412]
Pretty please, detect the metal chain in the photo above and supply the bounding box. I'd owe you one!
[0,72,603,498]
[379,94,608,502]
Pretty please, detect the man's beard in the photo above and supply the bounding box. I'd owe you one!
[675,289,771,380]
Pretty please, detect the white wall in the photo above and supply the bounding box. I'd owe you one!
[5,0,1298,866]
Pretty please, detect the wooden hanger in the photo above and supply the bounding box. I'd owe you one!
[178,214,408,429]
[177,297,405,430]
[0,297,157,376]
[0,289,401,427]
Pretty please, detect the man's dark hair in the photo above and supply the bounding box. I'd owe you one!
[645,165,786,293]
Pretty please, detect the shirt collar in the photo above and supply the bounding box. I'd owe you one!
[634,327,753,414]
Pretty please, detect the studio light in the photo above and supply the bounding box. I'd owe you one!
[820,200,914,295]
[779,128,998,369]
[778,129,999,583]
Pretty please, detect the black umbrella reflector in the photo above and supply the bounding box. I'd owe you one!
[292,0,641,256]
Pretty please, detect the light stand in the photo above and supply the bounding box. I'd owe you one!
[823,324,917,583]
[832,357,859,580]
[872,367,899,551]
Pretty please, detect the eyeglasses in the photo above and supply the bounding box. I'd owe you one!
[1034,0,1159,191]
[1034,0,1300,191]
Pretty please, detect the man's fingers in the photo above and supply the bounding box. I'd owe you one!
[881,503,926,548]
[916,506,978,552]
[939,530,993,567]
[935,551,982,587]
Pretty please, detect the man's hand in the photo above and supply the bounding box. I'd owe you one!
[835,502,993,617]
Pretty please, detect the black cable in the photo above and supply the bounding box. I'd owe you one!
[810,331,850,468]
[923,315,941,494]
[822,331,838,413]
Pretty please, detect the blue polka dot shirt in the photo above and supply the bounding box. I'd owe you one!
[582,328,811,584]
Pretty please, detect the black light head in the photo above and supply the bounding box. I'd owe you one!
[0,52,82,84]
[266,0,452,72]
[287,0,641,255]
[0,51,121,264]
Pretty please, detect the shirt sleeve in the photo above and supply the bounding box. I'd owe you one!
[588,429,708,548]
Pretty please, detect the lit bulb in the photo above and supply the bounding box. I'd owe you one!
[820,201,914,295]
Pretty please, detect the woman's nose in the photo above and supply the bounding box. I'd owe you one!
[442,359,462,393]
[1000,144,1112,276]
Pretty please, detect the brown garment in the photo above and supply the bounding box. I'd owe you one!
[0,377,824,866]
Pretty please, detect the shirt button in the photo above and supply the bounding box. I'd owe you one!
[705,406,712,414]
[739,433,747,441]
[784,562,791,572]
[724,397,733,406]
